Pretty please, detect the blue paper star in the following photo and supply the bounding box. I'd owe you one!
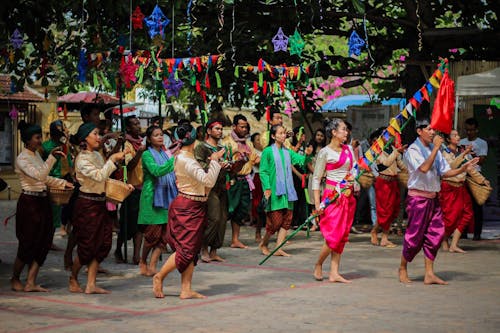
[163,73,184,98]
[144,5,171,39]
[272,27,289,52]
[348,30,365,56]
[11,29,23,49]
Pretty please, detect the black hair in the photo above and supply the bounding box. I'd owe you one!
[233,114,247,126]
[308,128,327,152]
[145,125,162,148]
[125,115,137,128]
[18,120,41,143]
[464,117,479,128]
[369,127,385,144]
[269,105,280,121]
[290,126,305,146]
[80,104,99,121]
[268,124,284,146]
[177,119,190,127]
[325,118,345,142]
[250,132,260,144]
[175,122,196,146]
[344,121,353,131]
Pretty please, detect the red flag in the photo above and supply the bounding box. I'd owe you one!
[431,70,455,134]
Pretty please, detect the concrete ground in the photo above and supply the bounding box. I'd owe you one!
[0,199,499,333]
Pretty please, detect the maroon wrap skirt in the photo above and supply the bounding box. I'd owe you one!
[16,193,54,266]
[166,196,208,273]
[72,195,112,265]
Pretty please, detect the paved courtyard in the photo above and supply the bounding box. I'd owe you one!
[0,200,499,333]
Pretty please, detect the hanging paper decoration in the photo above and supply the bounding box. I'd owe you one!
[120,54,139,89]
[348,30,365,56]
[9,105,18,119]
[430,69,455,134]
[288,29,305,56]
[144,5,170,39]
[132,6,145,30]
[10,29,23,49]
[272,27,289,52]
[163,72,184,98]
[77,49,88,83]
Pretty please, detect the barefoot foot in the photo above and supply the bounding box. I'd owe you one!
[230,241,248,249]
[152,274,164,298]
[11,278,24,292]
[139,262,149,276]
[201,255,211,263]
[424,273,448,285]
[328,274,352,283]
[370,231,379,246]
[179,290,207,299]
[24,283,49,292]
[85,285,111,294]
[380,241,397,248]
[69,277,83,293]
[209,255,225,262]
[441,240,450,251]
[273,249,291,257]
[258,243,270,256]
[255,234,262,243]
[399,268,412,284]
[313,264,323,281]
[449,246,466,254]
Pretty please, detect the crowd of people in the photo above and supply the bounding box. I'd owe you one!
[9,103,491,296]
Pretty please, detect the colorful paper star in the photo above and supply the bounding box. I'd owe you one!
[272,27,289,52]
[163,73,184,98]
[144,5,170,39]
[132,6,145,30]
[288,29,305,56]
[11,29,23,49]
[348,30,365,56]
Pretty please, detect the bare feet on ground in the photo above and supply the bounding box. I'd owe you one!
[209,254,225,262]
[424,273,448,285]
[139,262,149,276]
[370,231,379,246]
[69,277,83,293]
[380,240,397,248]
[179,290,207,299]
[85,285,111,294]
[230,241,248,249]
[398,268,412,284]
[201,254,211,263]
[24,283,49,292]
[273,249,291,257]
[313,264,323,281]
[328,274,352,283]
[152,274,164,298]
[441,241,450,251]
[449,246,466,253]
[255,234,262,243]
[10,278,24,292]
[259,243,270,256]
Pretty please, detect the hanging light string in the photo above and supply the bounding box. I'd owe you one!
[318,0,323,30]
[363,15,375,70]
[230,2,236,68]
[186,0,193,55]
[416,0,423,51]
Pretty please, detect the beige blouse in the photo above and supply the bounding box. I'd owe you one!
[174,150,221,196]
[75,150,117,194]
[442,150,485,184]
[15,149,67,192]
[376,149,407,176]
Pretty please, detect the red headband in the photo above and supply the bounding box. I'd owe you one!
[207,121,223,129]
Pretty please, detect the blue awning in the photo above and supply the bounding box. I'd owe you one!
[320,95,406,112]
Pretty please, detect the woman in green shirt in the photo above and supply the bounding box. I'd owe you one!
[259,125,312,257]
[138,126,177,276]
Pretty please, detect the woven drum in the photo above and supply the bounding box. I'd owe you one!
[48,188,74,205]
[397,170,409,188]
[358,172,375,189]
[466,177,492,206]
[105,179,131,204]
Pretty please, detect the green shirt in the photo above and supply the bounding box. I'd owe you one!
[138,150,175,225]
[260,145,309,211]
[41,139,73,178]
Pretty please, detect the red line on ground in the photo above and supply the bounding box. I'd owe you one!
[0,306,83,321]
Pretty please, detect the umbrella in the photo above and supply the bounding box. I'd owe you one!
[320,95,406,112]
[57,92,120,105]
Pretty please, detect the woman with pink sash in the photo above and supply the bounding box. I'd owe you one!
[312,119,358,283]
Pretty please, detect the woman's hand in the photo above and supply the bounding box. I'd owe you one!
[64,181,74,189]
[463,157,479,172]
[127,184,135,192]
[305,145,314,156]
[50,146,66,158]
[110,151,126,163]
[264,189,271,199]
[210,148,226,162]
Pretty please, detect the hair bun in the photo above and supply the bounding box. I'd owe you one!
[18,120,28,132]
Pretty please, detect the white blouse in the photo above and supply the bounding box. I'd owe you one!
[15,149,67,192]
[174,150,221,196]
[312,146,356,190]
[75,150,117,194]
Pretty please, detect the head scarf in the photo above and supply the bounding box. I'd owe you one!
[49,120,64,137]
[206,119,223,130]
[174,126,197,146]
[75,122,97,143]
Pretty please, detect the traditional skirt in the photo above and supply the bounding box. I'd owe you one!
[374,176,400,231]
[167,196,208,273]
[119,189,141,240]
[251,173,263,219]
[319,187,356,254]
[142,224,168,250]
[72,193,112,265]
[265,209,293,235]
[402,195,444,262]
[228,178,250,225]
[439,181,474,236]
[15,193,53,266]
[205,190,228,249]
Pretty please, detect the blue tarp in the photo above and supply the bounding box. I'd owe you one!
[320,94,406,112]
